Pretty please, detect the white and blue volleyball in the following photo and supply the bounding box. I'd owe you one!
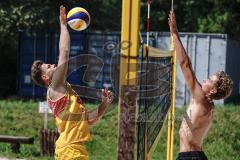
[67,7,90,31]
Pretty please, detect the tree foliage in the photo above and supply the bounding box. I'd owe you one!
[169,0,240,37]
[139,0,240,37]
[0,0,240,97]
[1,0,240,36]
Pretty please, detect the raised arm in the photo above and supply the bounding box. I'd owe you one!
[51,6,70,90]
[87,88,114,125]
[168,11,205,100]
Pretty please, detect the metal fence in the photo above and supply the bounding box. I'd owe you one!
[18,31,240,105]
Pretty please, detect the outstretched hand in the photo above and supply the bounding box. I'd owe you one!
[59,5,67,25]
[168,11,179,36]
[101,88,114,105]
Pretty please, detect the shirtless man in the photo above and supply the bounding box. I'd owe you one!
[168,11,233,160]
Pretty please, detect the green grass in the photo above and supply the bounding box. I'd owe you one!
[0,100,239,160]
[0,100,118,160]
[152,105,240,160]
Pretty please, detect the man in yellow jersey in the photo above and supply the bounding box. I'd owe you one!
[168,11,233,160]
[31,6,114,160]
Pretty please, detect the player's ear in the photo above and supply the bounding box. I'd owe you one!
[210,87,217,95]
[41,74,49,81]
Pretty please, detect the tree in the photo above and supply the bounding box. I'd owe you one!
[0,0,240,97]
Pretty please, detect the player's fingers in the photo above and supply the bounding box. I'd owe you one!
[108,95,114,102]
[104,88,108,93]
[107,90,112,96]
[101,89,105,95]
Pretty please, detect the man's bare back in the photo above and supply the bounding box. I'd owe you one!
[179,98,214,152]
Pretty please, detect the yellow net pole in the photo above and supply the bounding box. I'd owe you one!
[118,0,140,86]
[167,1,176,158]
[118,0,140,159]
[167,35,177,160]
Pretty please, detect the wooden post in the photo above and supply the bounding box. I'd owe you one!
[118,0,140,159]
[40,129,59,156]
[10,143,20,153]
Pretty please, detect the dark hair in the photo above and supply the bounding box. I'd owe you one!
[31,60,45,87]
[213,71,233,100]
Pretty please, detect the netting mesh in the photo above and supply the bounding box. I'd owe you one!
[137,54,173,160]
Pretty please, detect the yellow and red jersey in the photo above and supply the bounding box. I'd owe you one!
[47,83,91,150]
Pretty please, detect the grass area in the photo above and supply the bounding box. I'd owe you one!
[152,104,240,160]
[0,100,239,160]
[0,100,118,160]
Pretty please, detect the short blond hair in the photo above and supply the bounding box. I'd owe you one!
[213,71,233,100]
[31,60,45,87]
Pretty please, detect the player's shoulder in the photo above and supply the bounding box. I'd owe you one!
[193,97,214,112]
[47,83,68,101]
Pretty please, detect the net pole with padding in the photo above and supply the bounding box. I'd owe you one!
[118,0,140,159]
[167,1,177,159]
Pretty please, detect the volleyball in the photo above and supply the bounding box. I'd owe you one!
[67,7,90,31]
